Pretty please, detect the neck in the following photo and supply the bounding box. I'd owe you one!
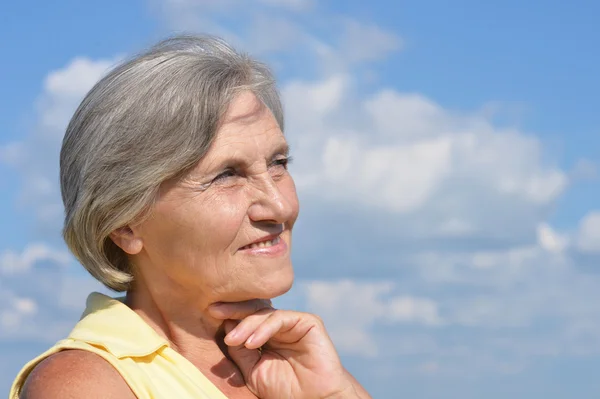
[124,279,246,389]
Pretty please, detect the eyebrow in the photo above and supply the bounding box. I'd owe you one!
[273,141,290,158]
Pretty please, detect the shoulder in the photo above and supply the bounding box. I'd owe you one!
[20,349,136,399]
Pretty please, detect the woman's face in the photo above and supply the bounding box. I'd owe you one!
[129,91,299,302]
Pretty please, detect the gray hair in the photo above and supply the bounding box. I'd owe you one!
[60,35,284,292]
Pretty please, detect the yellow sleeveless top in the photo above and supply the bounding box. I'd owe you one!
[9,292,230,399]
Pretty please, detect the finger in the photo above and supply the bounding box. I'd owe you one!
[224,308,275,347]
[223,320,261,391]
[245,311,319,349]
[208,298,273,320]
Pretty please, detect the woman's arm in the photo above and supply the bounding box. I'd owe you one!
[21,350,136,399]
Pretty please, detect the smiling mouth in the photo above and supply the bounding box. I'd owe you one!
[239,236,281,250]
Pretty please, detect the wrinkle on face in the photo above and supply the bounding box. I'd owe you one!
[130,91,299,304]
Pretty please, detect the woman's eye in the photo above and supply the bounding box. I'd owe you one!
[271,156,293,170]
[212,169,236,183]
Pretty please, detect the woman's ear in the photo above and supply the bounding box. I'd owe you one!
[109,226,143,255]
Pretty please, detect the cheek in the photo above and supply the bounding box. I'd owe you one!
[199,193,249,246]
[143,194,245,256]
[210,202,247,237]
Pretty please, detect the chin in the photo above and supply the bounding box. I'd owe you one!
[254,264,295,300]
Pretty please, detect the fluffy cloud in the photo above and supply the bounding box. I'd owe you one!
[0,57,116,236]
[302,280,441,356]
[256,0,314,11]
[283,75,567,244]
[388,295,442,325]
[0,243,70,274]
[416,224,600,357]
[291,215,600,372]
[537,223,569,253]
[337,19,403,64]
[39,57,117,134]
[575,211,600,253]
[0,245,108,342]
[151,0,401,70]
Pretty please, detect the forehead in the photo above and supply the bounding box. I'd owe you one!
[222,91,270,124]
[211,91,286,150]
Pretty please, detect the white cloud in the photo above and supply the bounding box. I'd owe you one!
[388,296,443,326]
[151,0,402,70]
[284,76,568,240]
[0,244,107,341]
[338,19,403,63]
[0,244,71,274]
[576,211,600,253]
[13,297,37,315]
[412,237,600,351]
[0,142,25,167]
[160,0,313,9]
[303,280,441,356]
[295,238,600,367]
[319,135,452,213]
[1,57,116,232]
[39,57,117,135]
[256,0,314,11]
[537,222,568,253]
[0,296,38,330]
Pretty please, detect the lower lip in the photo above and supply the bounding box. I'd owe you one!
[238,237,288,257]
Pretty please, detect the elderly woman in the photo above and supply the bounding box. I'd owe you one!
[9,36,370,399]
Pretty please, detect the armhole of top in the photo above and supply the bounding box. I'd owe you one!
[9,340,147,399]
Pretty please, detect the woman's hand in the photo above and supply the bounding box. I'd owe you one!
[208,300,370,399]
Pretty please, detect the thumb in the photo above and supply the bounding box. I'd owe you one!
[223,320,261,390]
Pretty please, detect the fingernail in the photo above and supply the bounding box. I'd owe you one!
[246,334,255,347]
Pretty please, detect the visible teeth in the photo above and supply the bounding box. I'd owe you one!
[244,236,280,250]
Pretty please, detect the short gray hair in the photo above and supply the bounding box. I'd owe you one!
[60,35,284,292]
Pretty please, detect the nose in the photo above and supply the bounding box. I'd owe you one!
[247,173,297,225]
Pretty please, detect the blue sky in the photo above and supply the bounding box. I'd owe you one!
[1,1,600,398]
